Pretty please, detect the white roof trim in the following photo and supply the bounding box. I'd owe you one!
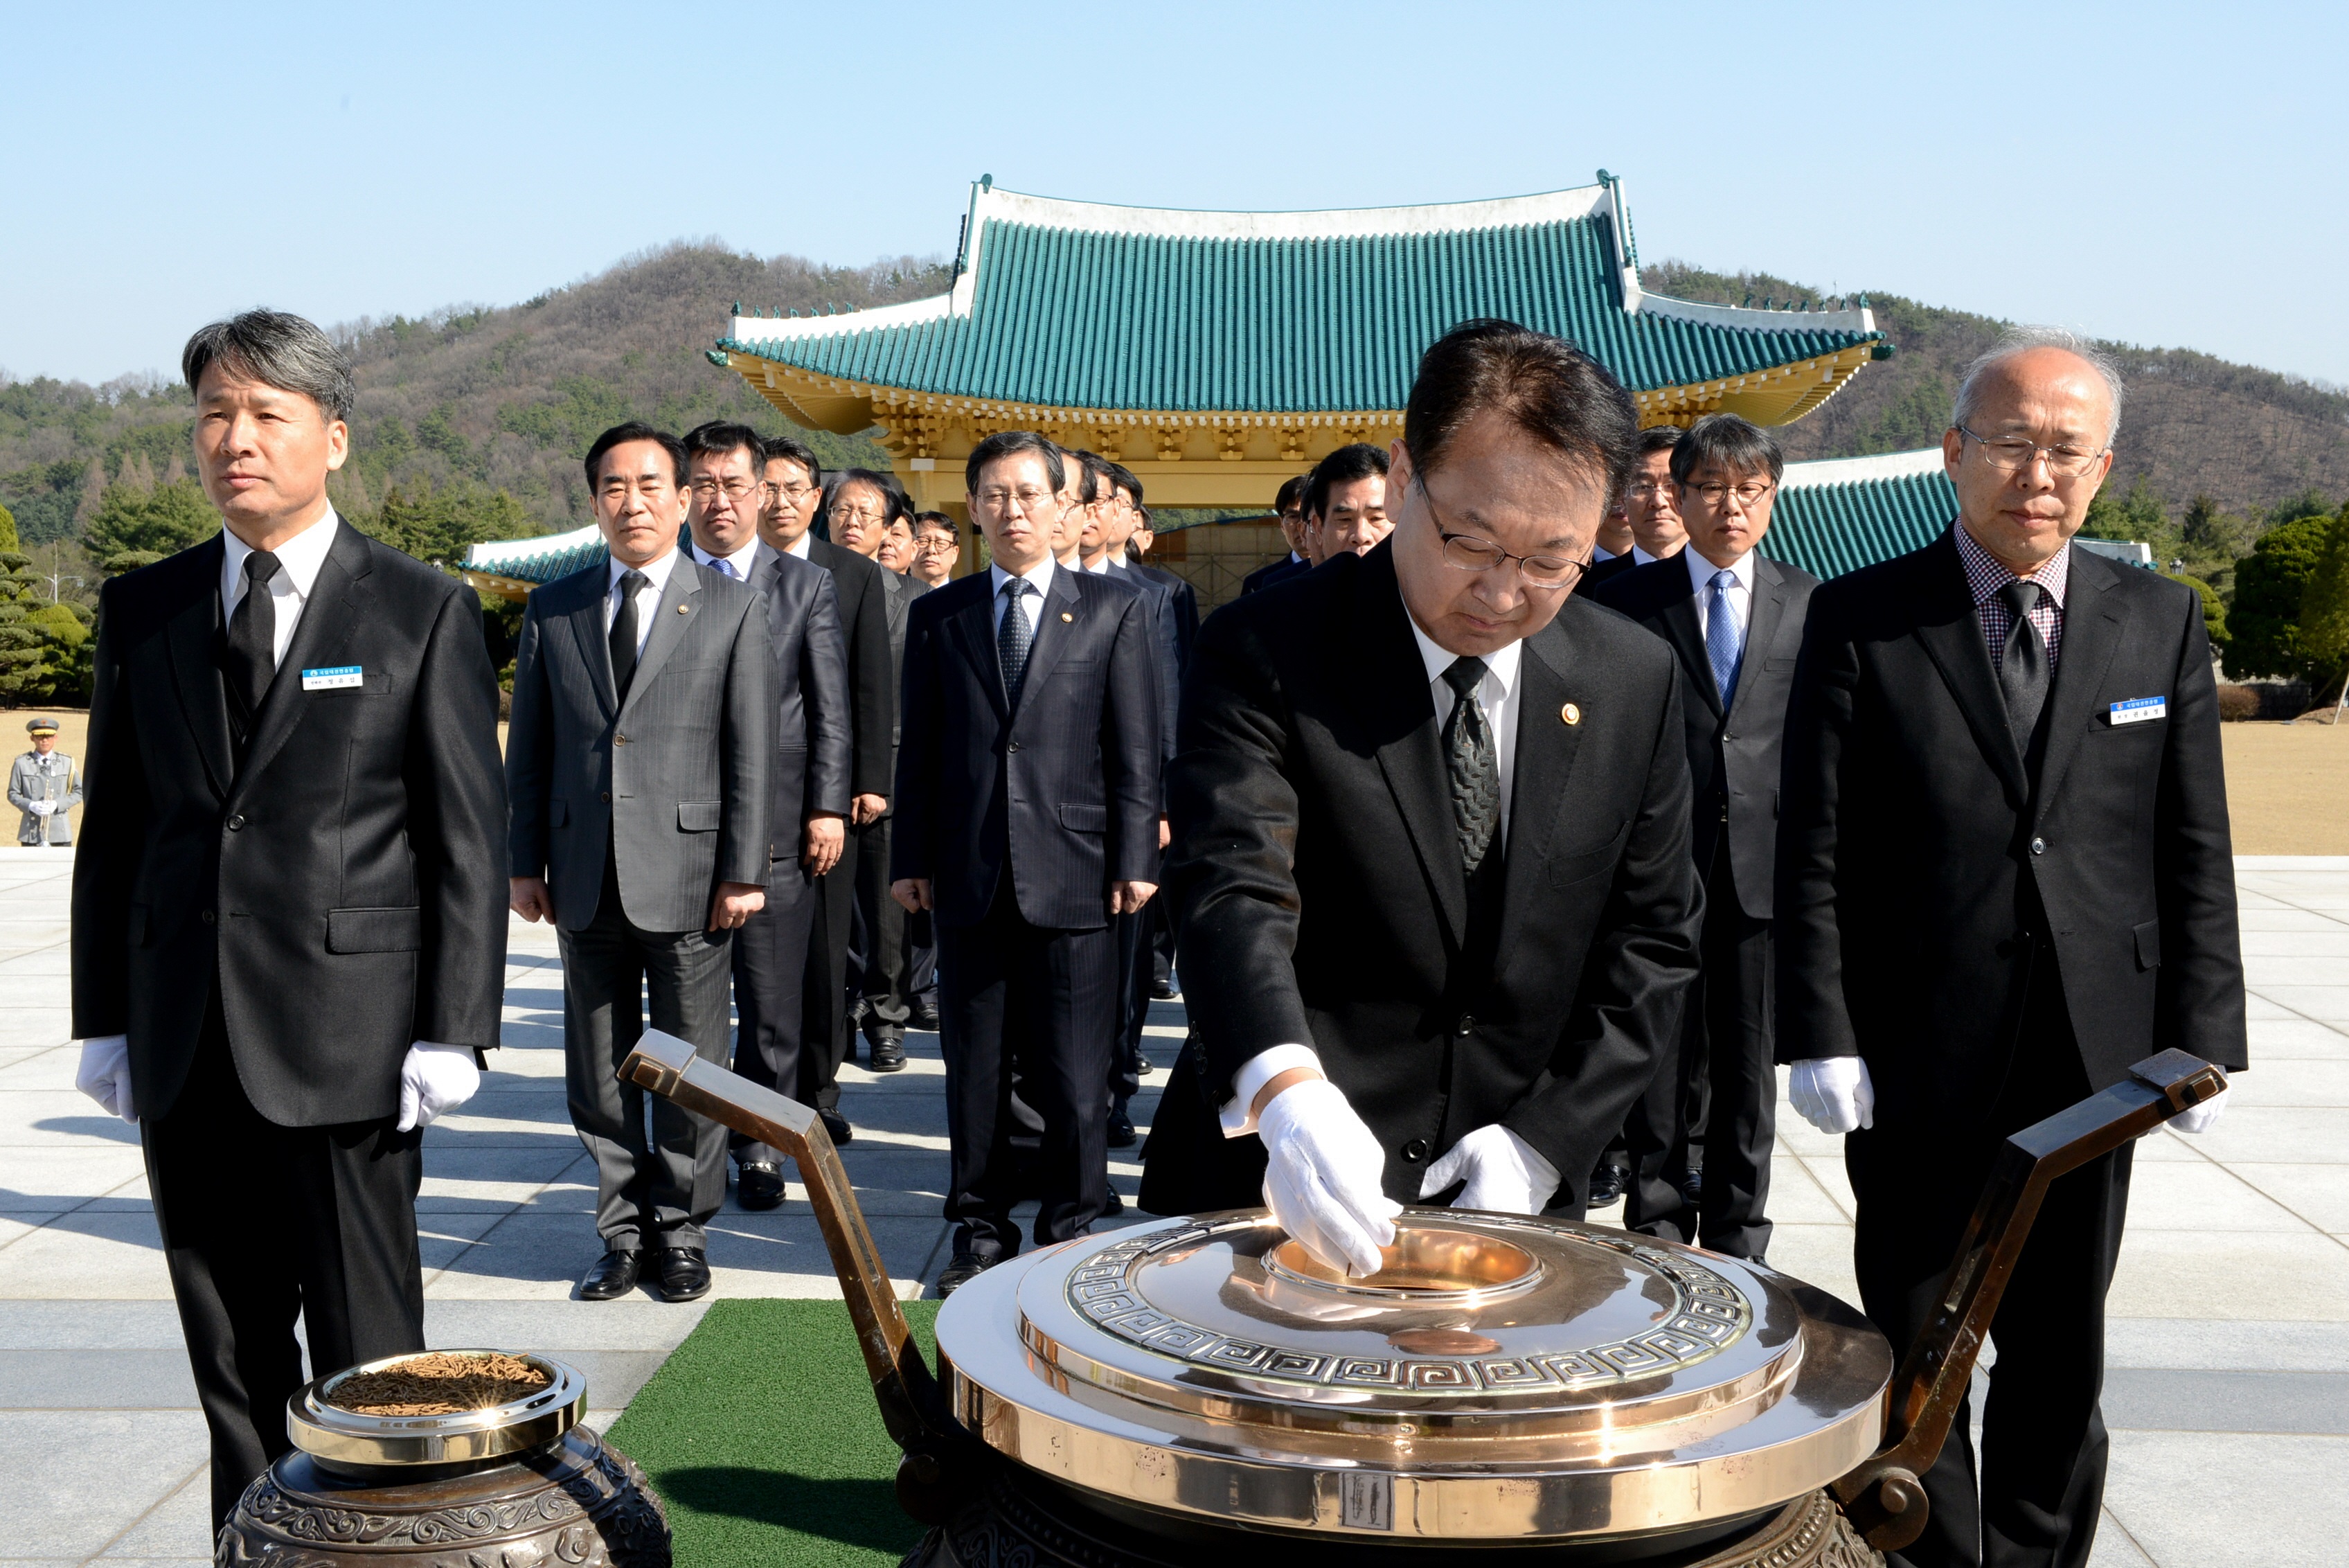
[466,521,600,568]
[1635,292,1877,336]
[729,289,956,346]
[1780,447,1948,490]
[972,180,1610,242]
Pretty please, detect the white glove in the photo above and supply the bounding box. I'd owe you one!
[1787,1057,1875,1134]
[1258,1076,1401,1279]
[74,1035,136,1123]
[396,1042,481,1132]
[2171,1085,2229,1135]
[31,801,53,816]
[1419,1123,1561,1213]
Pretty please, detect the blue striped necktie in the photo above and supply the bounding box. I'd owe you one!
[1706,568,1744,708]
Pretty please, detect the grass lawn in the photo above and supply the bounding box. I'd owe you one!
[605,1299,940,1568]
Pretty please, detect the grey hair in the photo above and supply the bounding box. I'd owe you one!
[1951,326,2125,447]
[181,309,356,423]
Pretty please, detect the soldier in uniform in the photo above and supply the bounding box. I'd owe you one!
[10,718,80,846]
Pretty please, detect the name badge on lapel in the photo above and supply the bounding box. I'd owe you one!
[2108,696,2165,726]
[301,665,364,692]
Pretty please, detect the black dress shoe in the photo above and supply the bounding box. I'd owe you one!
[1677,1166,1704,1206]
[578,1248,643,1301]
[1136,1057,1157,1078]
[1107,1109,1138,1148]
[820,1108,853,1146]
[1102,1188,1127,1216]
[868,1034,906,1073]
[937,1252,992,1297]
[656,1247,712,1302]
[908,1000,940,1033]
[737,1161,785,1211]
[1587,1161,1630,1207]
[1150,979,1177,1000]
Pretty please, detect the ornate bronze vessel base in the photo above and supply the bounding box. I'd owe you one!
[220,1425,670,1568]
[902,1470,1878,1567]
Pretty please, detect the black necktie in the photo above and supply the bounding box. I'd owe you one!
[998,579,1035,703]
[1441,656,1500,876]
[1997,579,2050,753]
[610,569,647,700]
[224,551,281,725]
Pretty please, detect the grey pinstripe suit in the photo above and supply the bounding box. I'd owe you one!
[506,551,773,1249]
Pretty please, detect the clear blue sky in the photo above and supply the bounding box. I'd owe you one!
[6,1,2345,390]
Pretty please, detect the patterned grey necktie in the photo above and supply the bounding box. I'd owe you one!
[1998,579,2050,751]
[1442,656,1500,875]
[998,578,1036,702]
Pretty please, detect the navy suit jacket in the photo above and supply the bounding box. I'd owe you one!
[892,564,1160,931]
[1241,553,1310,596]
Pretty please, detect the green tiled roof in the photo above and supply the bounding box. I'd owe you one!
[1762,449,1954,578]
[718,179,1882,413]
[465,522,611,586]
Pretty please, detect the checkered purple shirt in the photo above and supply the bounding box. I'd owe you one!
[1954,524,2067,672]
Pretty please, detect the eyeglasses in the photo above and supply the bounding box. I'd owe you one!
[1685,480,1775,509]
[1956,424,2108,479]
[828,504,888,527]
[770,481,818,504]
[1625,481,1674,501]
[974,485,1054,513]
[688,478,763,502]
[1420,484,1585,589]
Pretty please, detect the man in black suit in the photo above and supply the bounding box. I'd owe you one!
[71,311,507,1529]
[1301,442,1393,564]
[756,435,893,1143]
[1139,320,1703,1276]
[677,422,851,1210]
[1589,413,1816,1260]
[1240,472,1314,595]
[1777,329,2244,1568]
[1582,425,1685,594]
[506,422,773,1305]
[891,431,1161,1295]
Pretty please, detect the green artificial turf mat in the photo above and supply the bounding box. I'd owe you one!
[604,1299,941,1567]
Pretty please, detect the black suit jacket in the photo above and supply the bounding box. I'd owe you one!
[891,565,1160,932]
[1776,531,2247,1131]
[1240,554,1310,596]
[1141,544,1704,1210]
[805,536,895,800]
[1126,559,1199,671]
[1590,551,1819,917]
[742,542,851,846]
[1104,560,1182,770]
[71,522,508,1125]
[1580,551,1643,594]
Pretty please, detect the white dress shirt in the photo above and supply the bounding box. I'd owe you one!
[604,548,679,658]
[220,506,341,670]
[782,532,813,560]
[1685,546,1756,644]
[1630,545,1661,567]
[1222,612,1528,1137]
[690,536,760,581]
[989,556,1056,636]
[1591,544,1618,563]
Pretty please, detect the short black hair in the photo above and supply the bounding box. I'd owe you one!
[912,510,958,538]
[680,420,766,476]
[181,309,356,423]
[1402,318,1638,504]
[760,432,822,488]
[1636,425,1683,458]
[1305,443,1390,522]
[1106,460,1143,507]
[965,430,1064,496]
[584,421,686,489]
[1065,449,1104,505]
[1669,413,1783,487]
[1274,473,1311,515]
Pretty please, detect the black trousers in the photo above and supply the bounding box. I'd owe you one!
[1850,961,2131,1568]
[799,822,859,1112]
[1623,841,1775,1258]
[144,995,425,1532]
[729,854,819,1165]
[938,881,1117,1256]
[1109,907,1150,1104]
[559,855,736,1249]
[849,814,917,1039]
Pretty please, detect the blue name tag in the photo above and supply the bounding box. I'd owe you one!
[301,665,363,692]
[2109,696,2165,726]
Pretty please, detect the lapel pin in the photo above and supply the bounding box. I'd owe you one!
[676,604,690,614]
[1561,702,1582,726]
[1061,611,1073,622]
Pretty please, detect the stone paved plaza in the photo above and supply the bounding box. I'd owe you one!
[2,848,2343,1567]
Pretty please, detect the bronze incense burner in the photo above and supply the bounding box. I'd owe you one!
[217,1351,670,1568]
[614,1033,2224,1567]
